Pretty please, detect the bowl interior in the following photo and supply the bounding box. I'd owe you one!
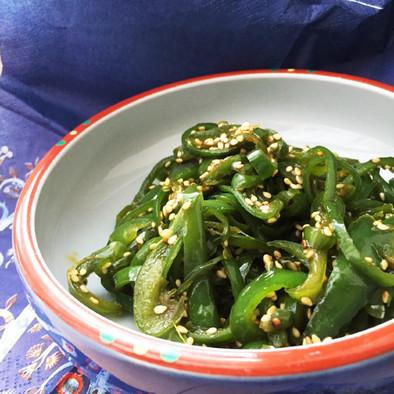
[34,72,394,331]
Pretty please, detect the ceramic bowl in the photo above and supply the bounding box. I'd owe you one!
[14,70,394,393]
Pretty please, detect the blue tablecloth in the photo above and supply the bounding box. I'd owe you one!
[1,1,393,392]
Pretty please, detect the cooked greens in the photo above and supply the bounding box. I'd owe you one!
[68,121,394,348]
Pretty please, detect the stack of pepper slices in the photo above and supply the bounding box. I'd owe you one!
[68,121,394,348]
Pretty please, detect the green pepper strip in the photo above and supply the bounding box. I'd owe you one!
[305,253,375,339]
[182,123,239,157]
[183,185,221,328]
[109,216,153,245]
[286,249,327,303]
[325,201,394,287]
[114,265,142,291]
[231,173,262,190]
[67,241,128,315]
[247,148,277,181]
[267,240,310,268]
[188,326,234,344]
[219,185,283,220]
[356,157,394,176]
[131,155,175,207]
[133,240,186,337]
[229,269,307,344]
[222,257,244,300]
[201,154,244,185]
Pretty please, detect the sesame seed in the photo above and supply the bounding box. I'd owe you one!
[311,211,320,219]
[381,259,389,271]
[198,126,206,131]
[311,334,321,343]
[307,308,312,319]
[175,279,182,287]
[182,200,192,210]
[286,166,293,172]
[382,290,390,304]
[176,325,189,334]
[153,305,168,315]
[89,297,99,305]
[218,142,224,149]
[322,336,333,342]
[236,135,244,142]
[263,191,272,199]
[379,192,386,201]
[167,235,178,245]
[230,138,238,146]
[323,227,333,237]
[149,243,158,250]
[136,236,144,245]
[305,249,315,259]
[80,285,89,294]
[206,327,218,335]
[371,157,381,164]
[79,268,87,276]
[223,239,229,247]
[168,213,175,221]
[275,261,283,269]
[292,327,301,338]
[296,175,303,184]
[250,194,258,202]
[165,161,172,168]
[273,133,282,141]
[364,257,373,263]
[314,214,322,222]
[301,296,313,306]
[267,217,278,224]
[270,142,279,150]
[336,183,346,189]
[303,336,312,345]
[273,250,282,260]
[377,223,390,231]
[186,337,194,345]
[245,198,254,206]
[216,270,227,279]
[290,183,303,189]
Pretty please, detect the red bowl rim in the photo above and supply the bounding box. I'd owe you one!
[13,69,394,377]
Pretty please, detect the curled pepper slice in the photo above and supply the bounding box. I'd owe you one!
[229,269,307,344]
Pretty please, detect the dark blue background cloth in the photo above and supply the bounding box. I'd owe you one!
[0,1,394,392]
[1,0,394,132]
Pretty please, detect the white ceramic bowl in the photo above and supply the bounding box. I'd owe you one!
[14,70,394,393]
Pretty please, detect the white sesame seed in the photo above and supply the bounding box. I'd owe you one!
[206,327,218,335]
[244,198,254,206]
[136,236,144,245]
[80,285,89,294]
[382,290,390,303]
[380,192,386,201]
[267,217,278,224]
[167,235,178,245]
[371,157,381,164]
[186,337,194,345]
[292,327,301,338]
[182,200,192,210]
[311,334,321,343]
[176,325,189,334]
[365,257,373,263]
[381,259,389,271]
[90,297,99,305]
[301,297,313,306]
[216,269,227,279]
[323,227,333,237]
[377,223,390,231]
[273,133,282,141]
[263,191,272,199]
[286,166,293,172]
[153,305,168,315]
[79,268,87,276]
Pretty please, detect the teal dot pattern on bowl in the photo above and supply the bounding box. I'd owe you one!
[160,346,181,363]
